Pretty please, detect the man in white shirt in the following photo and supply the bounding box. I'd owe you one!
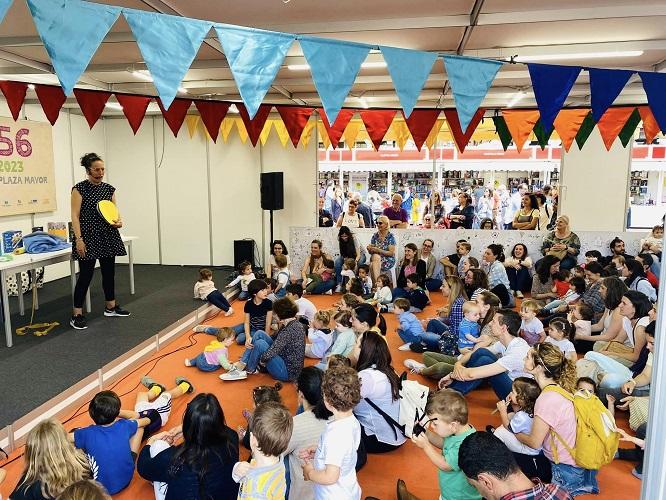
[503,184,528,229]
[440,309,531,400]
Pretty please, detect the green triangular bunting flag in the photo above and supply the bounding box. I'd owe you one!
[618,108,641,147]
[533,120,554,150]
[492,116,512,151]
[575,112,596,150]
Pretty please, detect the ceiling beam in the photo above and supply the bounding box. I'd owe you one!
[478,5,666,26]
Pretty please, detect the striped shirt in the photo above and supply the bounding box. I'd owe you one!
[234,460,286,500]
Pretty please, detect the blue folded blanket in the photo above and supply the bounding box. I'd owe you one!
[22,231,71,253]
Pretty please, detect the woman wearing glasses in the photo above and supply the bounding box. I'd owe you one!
[335,198,365,228]
[367,215,396,284]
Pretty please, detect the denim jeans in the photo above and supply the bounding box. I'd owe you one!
[543,299,566,312]
[232,324,259,345]
[397,328,421,344]
[550,462,598,496]
[191,353,220,372]
[420,331,443,350]
[448,348,513,400]
[425,278,443,292]
[506,266,531,292]
[583,351,633,389]
[306,275,336,294]
[426,319,449,335]
[392,287,409,299]
[238,290,250,300]
[243,331,290,381]
[205,290,231,311]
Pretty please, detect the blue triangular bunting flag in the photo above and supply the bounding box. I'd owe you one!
[215,25,294,119]
[640,72,666,132]
[124,9,212,109]
[300,37,370,124]
[0,0,13,25]
[527,63,582,133]
[380,45,437,118]
[589,67,634,122]
[444,55,502,133]
[26,0,120,95]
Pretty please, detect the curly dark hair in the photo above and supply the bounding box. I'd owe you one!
[322,365,361,412]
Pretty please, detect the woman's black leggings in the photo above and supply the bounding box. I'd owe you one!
[491,284,512,307]
[73,257,116,308]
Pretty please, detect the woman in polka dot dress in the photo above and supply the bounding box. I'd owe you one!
[70,153,130,329]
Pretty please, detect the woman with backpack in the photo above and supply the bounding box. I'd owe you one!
[622,258,657,302]
[350,305,405,459]
[517,343,599,496]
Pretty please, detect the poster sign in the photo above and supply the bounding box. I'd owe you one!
[349,171,368,195]
[0,117,56,216]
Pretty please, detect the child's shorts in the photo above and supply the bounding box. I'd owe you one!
[135,392,173,426]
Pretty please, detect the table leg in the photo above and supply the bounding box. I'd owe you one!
[2,271,13,347]
[129,241,135,295]
[17,273,24,316]
[34,286,39,310]
[85,289,91,313]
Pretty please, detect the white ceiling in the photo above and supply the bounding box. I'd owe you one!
[0,0,664,115]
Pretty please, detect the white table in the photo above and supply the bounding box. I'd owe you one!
[1,235,137,347]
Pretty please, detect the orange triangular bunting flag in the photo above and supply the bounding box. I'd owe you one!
[501,110,540,153]
[553,109,590,152]
[597,107,635,151]
[638,106,661,144]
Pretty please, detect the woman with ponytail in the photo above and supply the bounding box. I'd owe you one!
[482,244,512,307]
[284,366,331,500]
[517,343,599,496]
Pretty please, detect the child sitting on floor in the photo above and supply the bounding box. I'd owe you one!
[340,258,357,289]
[366,274,392,306]
[545,318,577,362]
[273,254,291,299]
[569,302,594,339]
[347,278,366,302]
[327,353,352,370]
[233,402,293,499]
[286,283,317,323]
[301,365,362,499]
[410,389,480,500]
[227,261,256,300]
[458,301,482,353]
[184,326,246,379]
[542,276,586,314]
[193,268,234,317]
[406,273,429,312]
[306,310,334,359]
[328,311,357,358]
[238,382,283,450]
[357,264,373,298]
[394,297,426,351]
[519,299,545,346]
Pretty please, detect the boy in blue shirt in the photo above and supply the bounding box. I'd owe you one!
[394,297,425,351]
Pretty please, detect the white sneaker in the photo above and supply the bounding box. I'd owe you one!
[193,325,206,333]
[305,278,313,286]
[516,291,524,299]
[325,289,333,295]
[398,343,412,351]
[335,284,342,293]
[403,359,426,373]
[184,359,193,367]
[220,369,248,381]
[225,307,234,317]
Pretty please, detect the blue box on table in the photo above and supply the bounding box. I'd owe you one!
[2,230,23,254]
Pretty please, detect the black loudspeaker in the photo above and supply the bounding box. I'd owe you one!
[260,172,284,210]
[234,239,255,268]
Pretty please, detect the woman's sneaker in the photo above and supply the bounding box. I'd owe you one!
[516,291,524,299]
[403,359,426,374]
[220,368,248,381]
[224,307,234,317]
[70,314,87,330]
[104,305,130,317]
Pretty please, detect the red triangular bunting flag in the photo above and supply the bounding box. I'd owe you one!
[638,106,662,144]
[115,94,152,134]
[194,101,230,143]
[74,89,111,129]
[34,85,66,125]
[359,110,397,150]
[596,107,635,151]
[319,109,356,148]
[502,110,541,153]
[237,103,272,147]
[403,109,441,151]
[276,106,315,147]
[0,81,27,121]
[158,98,192,137]
[443,108,485,153]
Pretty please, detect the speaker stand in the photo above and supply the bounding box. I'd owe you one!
[269,209,274,253]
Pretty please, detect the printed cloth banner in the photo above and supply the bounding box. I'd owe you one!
[638,106,661,143]
[589,68,633,122]
[443,108,485,153]
[0,0,11,24]
[443,55,502,133]
[360,110,396,150]
[619,108,642,147]
[319,108,356,148]
[276,106,314,147]
[0,81,27,121]
[380,45,437,118]
[216,25,294,119]
[0,117,57,216]
[300,37,370,124]
[115,94,152,134]
[639,72,666,132]
[527,63,581,133]
[194,100,230,143]
[553,108,590,152]
[492,116,513,151]
[74,89,111,129]
[574,112,596,150]
[157,98,192,137]
[34,84,66,125]
[124,9,212,109]
[237,103,272,147]
[596,107,635,150]
[502,109,540,153]
[26,0,121,96]
[403,109,441,151]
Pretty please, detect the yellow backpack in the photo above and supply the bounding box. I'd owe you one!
[544,385,620,470]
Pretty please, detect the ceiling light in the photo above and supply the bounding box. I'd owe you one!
[105,102,123,111]
[131,70,153,82]
[288,61,387,71]
[509,50,643,62]
[506,91,526,108]
[27,84,35,90]
[229,104,239,114]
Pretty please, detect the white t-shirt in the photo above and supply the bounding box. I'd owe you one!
[545,336,576,357]
[313,415,362,500]
[574,319,592,337]
[354,369,406,446]
[340,212,363,228]
[488,337,532,380]
[276,268,290,289]
[509,410,534,434]
[285,411,329,500]
[296,297,317,322]
[520,317,544,346]
[621,316,650,348]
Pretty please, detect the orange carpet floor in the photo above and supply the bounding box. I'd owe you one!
[0,293,642,500]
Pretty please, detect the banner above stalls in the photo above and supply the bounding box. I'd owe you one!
[4,0,666,132]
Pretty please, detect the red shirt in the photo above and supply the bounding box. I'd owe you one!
[554,279,570,298]
[647,270,659,288]
[500,479,573,500]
